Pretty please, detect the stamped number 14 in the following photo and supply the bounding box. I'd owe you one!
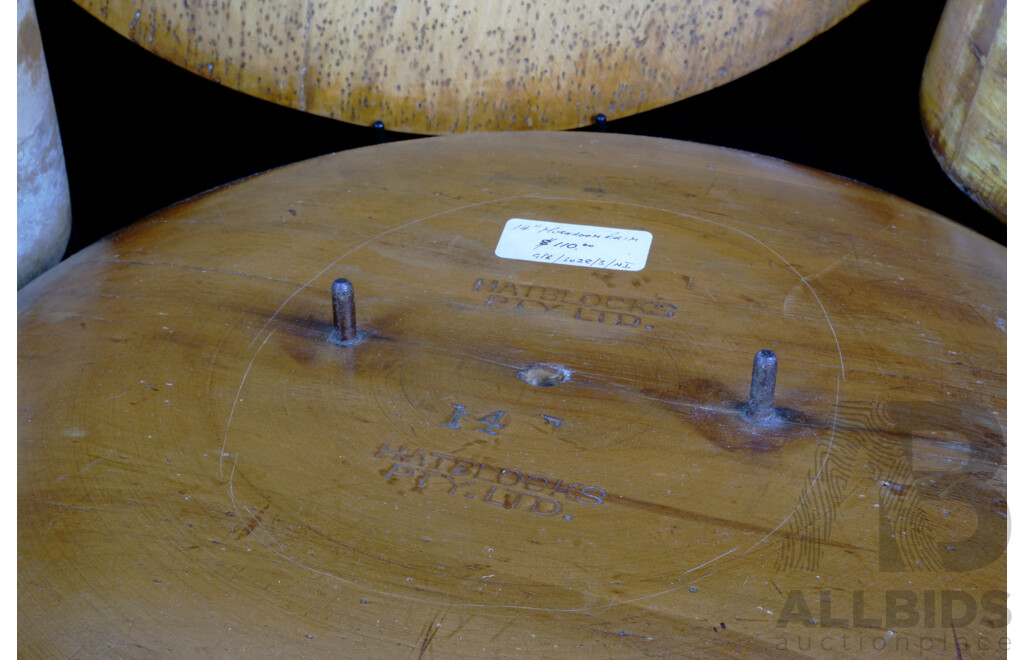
[442,404,563,434]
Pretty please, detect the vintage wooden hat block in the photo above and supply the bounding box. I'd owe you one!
[63,0,866,133]
[921,0,1007,222]
[18,131,1006,656]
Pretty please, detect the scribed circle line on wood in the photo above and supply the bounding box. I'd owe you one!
[216,192,846,609]
[18,132,1004,655]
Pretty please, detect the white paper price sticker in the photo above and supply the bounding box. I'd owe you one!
[494,219,652,271]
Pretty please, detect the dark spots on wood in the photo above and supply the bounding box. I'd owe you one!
[65,0,866,133]
[630,275,651,288]
[416,617,440,659]
[234,504,268,539]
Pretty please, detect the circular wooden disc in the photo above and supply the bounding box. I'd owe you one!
[68,0,866,133]
[19,134,1006,656]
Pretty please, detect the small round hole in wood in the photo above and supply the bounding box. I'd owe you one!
[517,363,570,387]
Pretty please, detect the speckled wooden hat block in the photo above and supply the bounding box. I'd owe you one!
[65,0,865,133]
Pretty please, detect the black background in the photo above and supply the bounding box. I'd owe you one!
[34,0,1006,258]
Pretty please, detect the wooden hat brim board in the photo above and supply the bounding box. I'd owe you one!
[19,133,1005,656]
[921,0,1007,221]
[69,0,866,133]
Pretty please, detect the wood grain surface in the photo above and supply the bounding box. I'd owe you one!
[67,0,866,133]
[18,133,1006,657]
[920,0,1006,221]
